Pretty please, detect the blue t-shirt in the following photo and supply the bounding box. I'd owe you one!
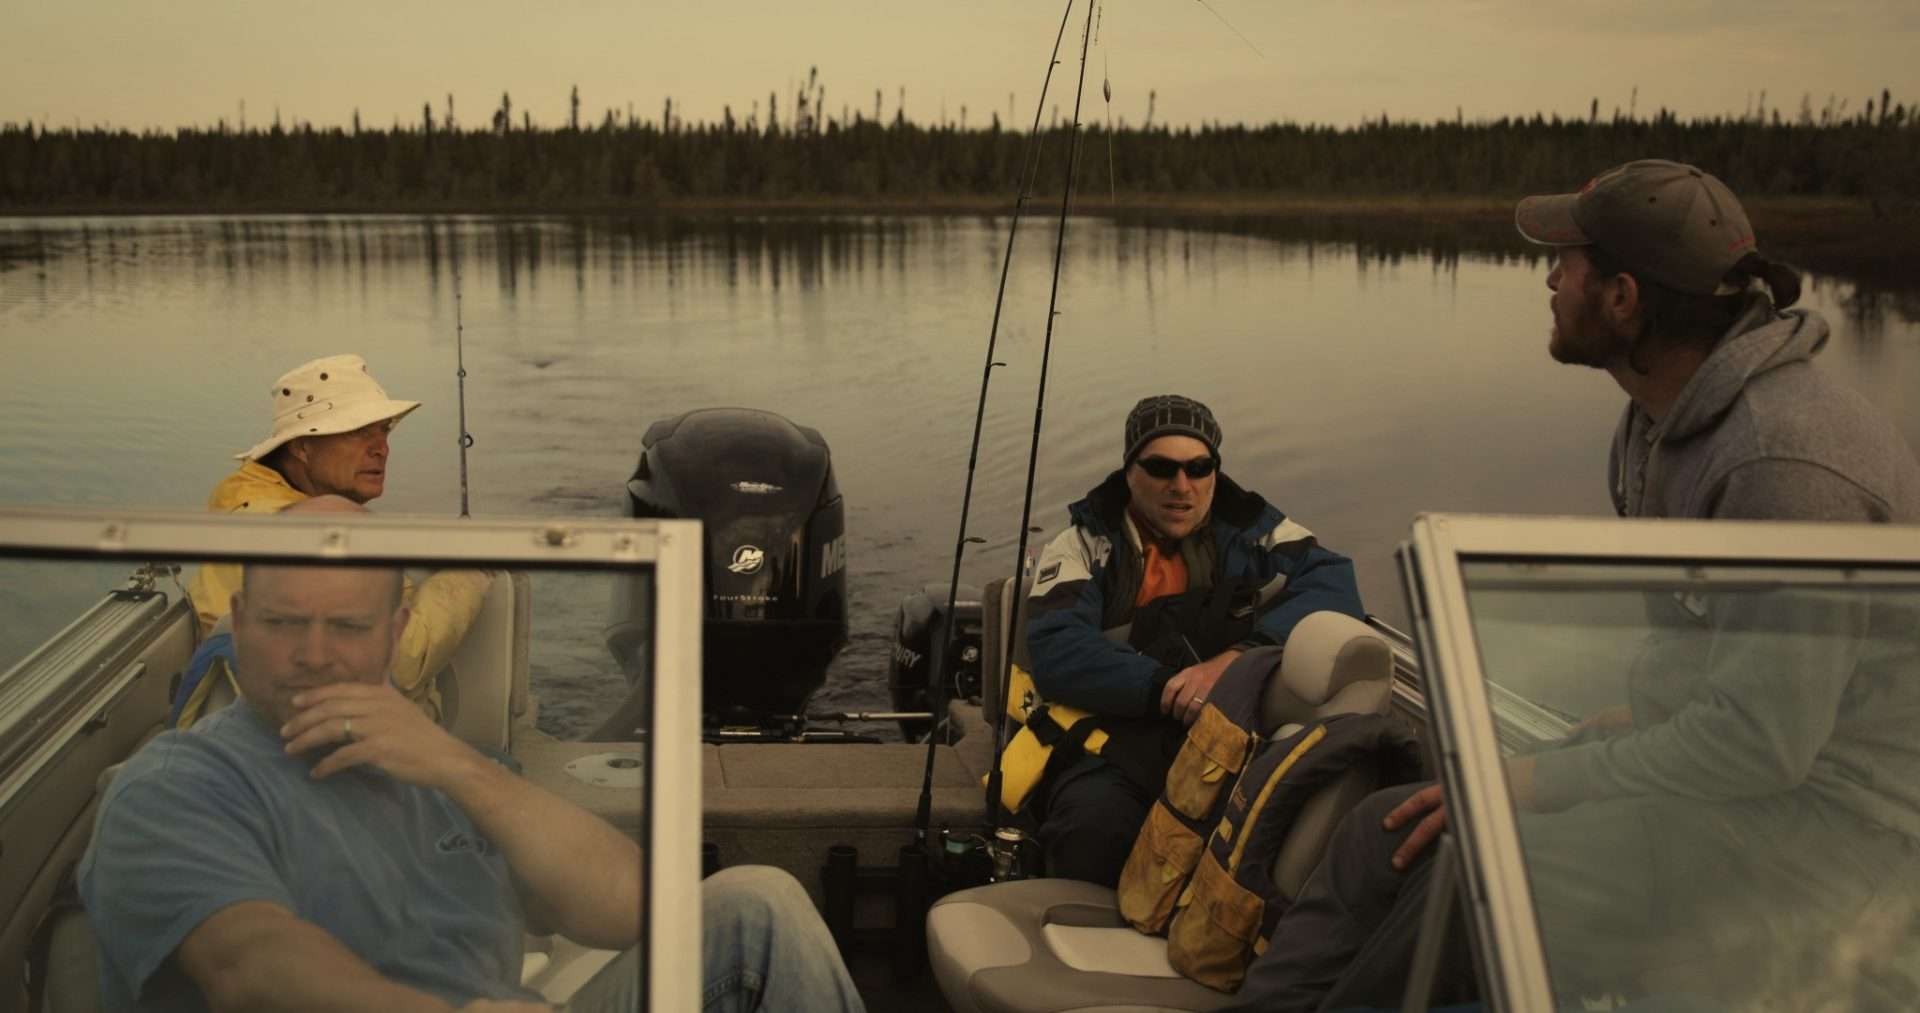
[77,704,540,1011]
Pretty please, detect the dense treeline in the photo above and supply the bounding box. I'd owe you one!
[4,98,1918,211]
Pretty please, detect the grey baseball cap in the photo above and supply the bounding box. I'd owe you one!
[1515,159,1758,296]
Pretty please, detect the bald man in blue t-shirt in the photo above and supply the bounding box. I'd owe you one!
[79,497,863,1012]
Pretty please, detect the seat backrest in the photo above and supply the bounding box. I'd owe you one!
[45,762,139,1013]
[979,575,1034,723]
[1257,611,1396,901]
[438,571,530,754]
[1267,764,1386,902]
[1259,610,1393,734]
[42,905,101,1013]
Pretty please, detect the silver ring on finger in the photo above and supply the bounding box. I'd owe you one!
[342,717,354,741]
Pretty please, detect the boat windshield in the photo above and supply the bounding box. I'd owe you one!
[0,509,705,1009]
[0,558,652,749]
[1461,557,1920,1009]
[0,558,135,672]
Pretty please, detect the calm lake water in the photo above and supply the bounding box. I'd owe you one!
[3,214,1917,737]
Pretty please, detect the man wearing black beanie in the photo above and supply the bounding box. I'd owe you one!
[1014,394,1368,886]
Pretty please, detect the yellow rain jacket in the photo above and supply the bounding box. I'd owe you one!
[183,461,493,724]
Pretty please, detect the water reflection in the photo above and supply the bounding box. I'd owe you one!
[2,213,1916,736]
[1806,274,1920,345]
[9,214,1916,328]
[1125,210,1920,336]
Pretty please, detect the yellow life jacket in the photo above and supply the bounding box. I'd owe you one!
[987,662,1111,814]
[989,572,1283,815]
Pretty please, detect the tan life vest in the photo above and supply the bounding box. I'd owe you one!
[1164,714,1421,991]
[1116,647,1277,933]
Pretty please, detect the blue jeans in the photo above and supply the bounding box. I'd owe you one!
[566,865,865,1013]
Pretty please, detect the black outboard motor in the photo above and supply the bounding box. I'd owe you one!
[887,582,984,741]
[626,408,849,729]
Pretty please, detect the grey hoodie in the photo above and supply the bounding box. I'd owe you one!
[1536,298,1920,841]
[1608,295,1920,523]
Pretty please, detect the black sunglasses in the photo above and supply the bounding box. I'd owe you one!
[1134,455,1218,480]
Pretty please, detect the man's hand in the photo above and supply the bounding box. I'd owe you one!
[1572,703,1634,737]
[1506,754,1538,812]
[1159,649,1243,726]
[287,686,644,950]
[1384,758,1542,871]
[281,682,479,790]
[1382,783,1448,871]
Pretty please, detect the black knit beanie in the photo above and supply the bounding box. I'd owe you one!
[1123,395,1222,464]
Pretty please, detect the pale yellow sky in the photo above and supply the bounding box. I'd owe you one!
[10,1,1920,132]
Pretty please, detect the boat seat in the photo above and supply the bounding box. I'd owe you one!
[978,574,1034,722]
[926,610,1396,1013]
[436,570,530,756]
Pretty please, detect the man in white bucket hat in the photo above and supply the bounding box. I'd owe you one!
[181,354,492,726]
[234,352,421,503]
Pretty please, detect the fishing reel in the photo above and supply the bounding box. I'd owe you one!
[876,823,1037,982]
[925,825,1040,893]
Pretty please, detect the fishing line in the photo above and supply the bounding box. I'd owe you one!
[912,0,1081,845]
[1195,0,1265,59]
[1102,8,1117,206]
[453,237,473,518]
[985,0,1103,833]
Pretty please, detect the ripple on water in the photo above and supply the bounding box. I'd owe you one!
[4,214,1918,741]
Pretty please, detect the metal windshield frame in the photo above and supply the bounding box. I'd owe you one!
[0,506,704,1011]
[1397,512,1920,1012]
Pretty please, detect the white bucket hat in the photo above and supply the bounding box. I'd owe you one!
[238,354,421,462]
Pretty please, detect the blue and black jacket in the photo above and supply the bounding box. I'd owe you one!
[1025,469,1366,719]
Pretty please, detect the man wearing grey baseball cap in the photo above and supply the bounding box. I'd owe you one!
[1221,162,1920,1012]
[1510,158,1917,522]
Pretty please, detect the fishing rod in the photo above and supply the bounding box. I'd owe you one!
[453,249,474,518]
[910,0,1082,846]
[984,0,1102,834]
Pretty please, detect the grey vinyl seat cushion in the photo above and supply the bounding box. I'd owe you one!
[41,899,101,1013]
[38,747,165,1013]
[928,607,1396,1013]
[979,572,1034,723]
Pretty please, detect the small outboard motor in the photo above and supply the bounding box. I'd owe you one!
[625,408,849,729]
[887,582,984,741]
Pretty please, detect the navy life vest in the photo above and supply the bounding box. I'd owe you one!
[1115,646,1423,992]
[1167,714,1422,991]
[1116,646,1277,933]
